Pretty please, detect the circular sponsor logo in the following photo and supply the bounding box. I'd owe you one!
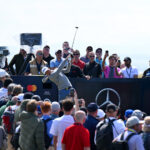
[27,85,37,92]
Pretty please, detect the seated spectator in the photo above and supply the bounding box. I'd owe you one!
[25,50,47,75]
[80,46,93,63]
[114,116,145,150]
[43,45,54,66]
[0,78,13,100]
[141,116,150,150]
[41,101,53,150]
[83,52,102,79]
[62,41,73,58]
[119,57,138,78]
[50,98,74,150]
[142,61,150,78]
[50,50,64,70]
[102,52,121,78]
[50,102,60,120]
[62,110,90,150]
[73,50,85,70]
[19,100,45,150]
[9,49,27,75]
[84,103,99,150]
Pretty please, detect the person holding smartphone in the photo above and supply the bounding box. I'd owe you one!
[102,51,122,78]
[42,54,72,101]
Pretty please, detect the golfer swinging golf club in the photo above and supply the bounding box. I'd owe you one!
[42,54,73,101]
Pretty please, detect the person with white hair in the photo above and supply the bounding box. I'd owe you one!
[62,110,90,150]
[50,102,60,120]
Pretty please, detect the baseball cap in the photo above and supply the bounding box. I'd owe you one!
[51,102,60,112]
[131,109,144,120]
[42,67,49,75]
[125,109,133,118]
[0,69,9,78]
[55,49,62,54]
[17,93,24,102]
[106,104,118,112]
[97,109,105,119]
[87,103,98,112]
[126,116,140,128]
[124,57,131,62]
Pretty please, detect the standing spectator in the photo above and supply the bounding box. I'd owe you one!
[124,109,134,124]
[43,45,54,66]
[62,41,73,58]
[50,98,74,150]
[84,103,99,150]
[73,50,85,70]
[141,116,150,150]
[50,102,60,120]
[80,46,93,63]
[83,52,102,79]
[115,116,145,150]
[42,55,72,101]
[0,78,13,100]
[0,68,9,84]
[50,50,64,70]
[41,101,53,150]
[142,60,150,78]
[25,50,47,75]
[0,126,7,150]
[119,57,138,78]
[19,100,45,150]
[9,49,27,75]
[102,52,121,78]
[95,48,103,67]
[62,110,90,150]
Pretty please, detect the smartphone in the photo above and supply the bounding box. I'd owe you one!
[69,88,75,97]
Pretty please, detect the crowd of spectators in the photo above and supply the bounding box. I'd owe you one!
[3,41,150,78]
[0,77,149,150]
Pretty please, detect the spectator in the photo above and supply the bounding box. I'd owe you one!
[0,68,10,84]
[102,53,121,78]
[12,84,23,96]
[50,98,74,150]
[142,60,150,78]
[0,78,13,100]
[42,55,72,101]
[32,95,41,101]
[80,46,93,63]
[0,126,7,150]
[115,116,145,150]
[141,116,150,150]
[95,48,103,67]
[131,110,144,120]
[62,41,73,58]
[43,45,54,66]
[84,102,99,150]
[9,49,27,75]
[19,100,45,150]
[96,109,105,121]
[41,101,53,150]
[119,57,138,78]
[50,50,64,70]
[50,102,60,120]
[62,110,90,150]
[73,50,85,70]
[25,50,47,75]
[83,52,102,79]
[124,109,134,124]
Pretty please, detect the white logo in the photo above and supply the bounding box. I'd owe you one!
[95,88,121,108]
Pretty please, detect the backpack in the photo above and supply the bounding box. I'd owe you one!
[2,106,14,134]
[42,118,53,149]
[112,132,136,150]
[96,118,116,150]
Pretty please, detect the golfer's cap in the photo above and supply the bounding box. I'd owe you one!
[42,67,49,75]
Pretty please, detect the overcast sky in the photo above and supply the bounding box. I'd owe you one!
[0,0,150,72]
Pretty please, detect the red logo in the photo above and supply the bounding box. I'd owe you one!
[27,85,37,92]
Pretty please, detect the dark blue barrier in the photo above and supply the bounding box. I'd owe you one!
[1,76,150,114]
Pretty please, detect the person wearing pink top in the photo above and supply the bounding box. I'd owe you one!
[102,51,122,78]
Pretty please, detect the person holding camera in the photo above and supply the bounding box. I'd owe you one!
[102,51,122,78]
[62,41,73,58]
[42,55,72,101]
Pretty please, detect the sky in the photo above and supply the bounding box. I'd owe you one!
[0,0,150,72]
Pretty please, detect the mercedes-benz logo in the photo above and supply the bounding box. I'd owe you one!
[95,88,121,108]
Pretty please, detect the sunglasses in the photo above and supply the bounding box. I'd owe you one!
[37,53,43,56]
[73,53,79,56]
[89,55,95,58]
